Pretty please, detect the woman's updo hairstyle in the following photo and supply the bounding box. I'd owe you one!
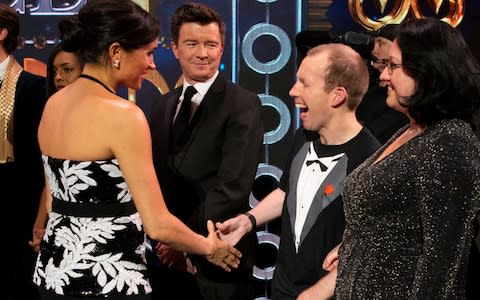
[58,0,160,65]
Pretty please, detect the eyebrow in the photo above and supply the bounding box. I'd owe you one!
[389,56,401,63]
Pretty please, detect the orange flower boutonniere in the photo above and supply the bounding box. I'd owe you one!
[324,183,335,196]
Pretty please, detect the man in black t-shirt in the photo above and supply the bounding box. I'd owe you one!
[217,43,380,299]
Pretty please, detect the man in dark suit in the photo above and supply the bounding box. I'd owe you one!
[0,3,47,300]
[148,2,263,299]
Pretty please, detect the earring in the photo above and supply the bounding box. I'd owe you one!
[113,59,120,69]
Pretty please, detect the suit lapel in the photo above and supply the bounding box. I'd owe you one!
[170,74,226,167]
[187,74,226,130]
[298,154,348,245]
[166,90,180,131]
[287,143,310,236]
[160,89,181,152]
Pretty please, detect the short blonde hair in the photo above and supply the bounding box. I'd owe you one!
[307,44,369,110]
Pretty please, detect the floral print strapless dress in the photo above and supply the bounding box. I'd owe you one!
[33,156,151,297]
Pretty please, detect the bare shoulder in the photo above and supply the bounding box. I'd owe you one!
[102,96,150,142]
[102,96,153,165]
[104,96,147,125]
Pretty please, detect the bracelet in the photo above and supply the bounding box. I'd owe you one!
[243,212,257,230]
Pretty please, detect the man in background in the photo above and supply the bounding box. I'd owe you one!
[356,23,408,144]
[0,3,47,299]
[149,2,263,299]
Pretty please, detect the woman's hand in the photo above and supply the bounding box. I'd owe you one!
[204,220,242,272]
[28,228,45,253]
[323,243,340,271]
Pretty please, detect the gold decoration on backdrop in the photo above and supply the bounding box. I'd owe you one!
[378,0,388,13]
[132,0,148,10]
[348,0,465,30]
[411,0,464,27]
[127,69,170,102]
[174,75,184,89]
[349,0,410,30]
[429,0,443,13]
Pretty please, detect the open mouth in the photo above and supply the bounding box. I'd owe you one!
[295,103,308,113]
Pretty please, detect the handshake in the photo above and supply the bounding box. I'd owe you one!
[29,216,251,274]
[156,215,254,273]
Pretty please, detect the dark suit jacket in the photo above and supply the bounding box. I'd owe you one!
[150,73,263,282]
[1,71,46,299]
[2,71,46,234]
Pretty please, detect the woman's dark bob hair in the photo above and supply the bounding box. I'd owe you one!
[396,18,480,129]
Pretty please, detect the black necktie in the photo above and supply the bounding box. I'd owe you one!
[306,159,328,172]
[173,86,197,148]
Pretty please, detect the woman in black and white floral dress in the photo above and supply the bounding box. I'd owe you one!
[33,1,241,299]
[35,158,152,297]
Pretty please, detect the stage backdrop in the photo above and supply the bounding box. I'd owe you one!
[8,0,478,299]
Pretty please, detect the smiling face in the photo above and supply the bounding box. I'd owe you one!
[379,40,416,114]
[171,22,224,84]
[53,51,82,91]
[120,38,158,90]
[289,52,337,132]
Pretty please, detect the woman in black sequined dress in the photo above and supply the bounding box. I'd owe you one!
[324,18,480,299]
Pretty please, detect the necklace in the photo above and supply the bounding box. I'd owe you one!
[405,126,423,136]
[397,126,424,145]
[79,74,115,94]
[372,125,425,165]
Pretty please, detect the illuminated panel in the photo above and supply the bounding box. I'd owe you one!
[237,0,302,298]
[242,23,291,74]
[12,0,86,15]
[249,163,283,208]
[259,94,291,145]
[253,231,280,280]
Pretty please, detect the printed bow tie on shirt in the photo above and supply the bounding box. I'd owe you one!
[305,159,328,172]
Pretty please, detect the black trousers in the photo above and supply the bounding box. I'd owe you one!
[146,251,252,300]
[2,162,41,300]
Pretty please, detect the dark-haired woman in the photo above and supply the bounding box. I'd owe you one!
[32,0,241,299]
[325,18,480,299]
[46,43,83,97]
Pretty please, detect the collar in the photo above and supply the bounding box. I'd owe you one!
[181,70,219,101]
[0,56,11,82]
[306,142,344,166]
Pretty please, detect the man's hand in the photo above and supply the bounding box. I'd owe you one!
[156,242,191,272]
[215,214,251,246]
[297,268,337,300]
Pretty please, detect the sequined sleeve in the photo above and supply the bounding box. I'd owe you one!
[412,133,480,298]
